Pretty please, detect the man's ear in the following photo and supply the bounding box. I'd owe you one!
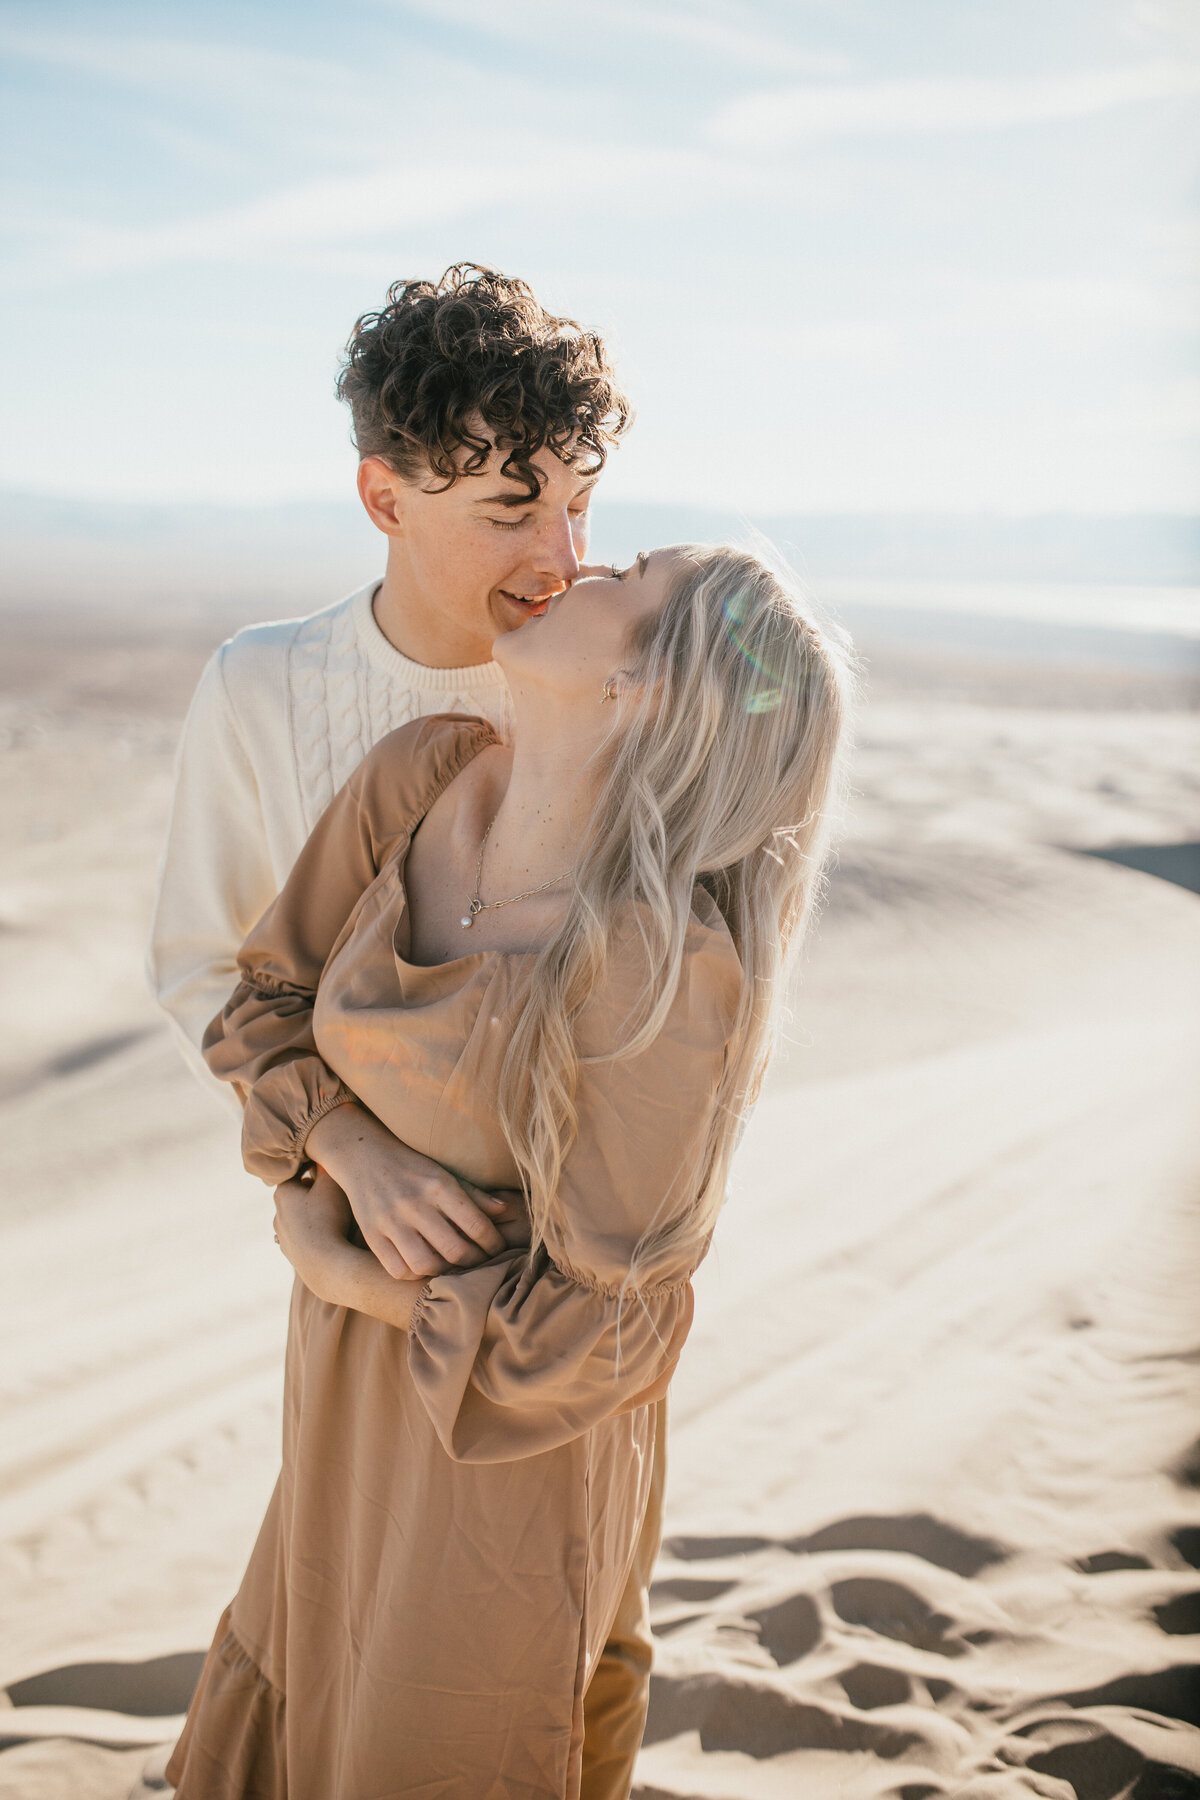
[357,457,408,537]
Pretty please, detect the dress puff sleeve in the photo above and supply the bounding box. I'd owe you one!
[202,716,497,1185]
[407,891,743,1462]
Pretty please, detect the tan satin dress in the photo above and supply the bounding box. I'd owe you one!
[167,715,740,1800]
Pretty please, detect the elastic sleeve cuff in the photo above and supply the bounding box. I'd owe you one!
[241,1071,357,1185]
[295,1086,357,1158]
[407,1279,435,1338]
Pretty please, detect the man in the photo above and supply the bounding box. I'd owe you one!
[149,263,659,1797]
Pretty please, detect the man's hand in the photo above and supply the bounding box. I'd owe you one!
[305,1102,529,1279]
[273,1169,418,1329]
[273,1167,358,1304]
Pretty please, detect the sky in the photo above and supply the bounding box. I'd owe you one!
[1,0,1197,514]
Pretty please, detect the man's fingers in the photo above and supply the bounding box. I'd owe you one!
[473,1184,526,1204]
[461,1184,527,1232]
[365,1226,415,1281]
[390,1225,454,1281]
[307,1170,353,1229]
[419,1214,490,1268]
[488,1198,529,1225]
[367,1223,446,1283]
[440,1192,506,1255]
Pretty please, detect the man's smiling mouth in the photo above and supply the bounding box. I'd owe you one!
[499,589,556,614]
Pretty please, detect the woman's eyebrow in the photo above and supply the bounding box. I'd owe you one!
[636,551,649,577]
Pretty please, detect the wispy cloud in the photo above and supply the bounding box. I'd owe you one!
[4,142,811,285]
[0,26,362,117]
[966,274,1200,338]
[712,60,1200,146]
[1128,0,1200,58]
[388,0,850,75]
[656,317,898,366]
[0,23,585,180]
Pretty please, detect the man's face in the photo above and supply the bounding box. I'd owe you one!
[369,436,598,650]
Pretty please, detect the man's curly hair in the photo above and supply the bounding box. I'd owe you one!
[336,263,632,501]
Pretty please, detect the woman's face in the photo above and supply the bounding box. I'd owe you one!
[494,546,682,710]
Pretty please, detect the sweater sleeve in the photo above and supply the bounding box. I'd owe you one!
[202,716,496,1184]
[407,903,742,1462]
[147,645,280,1102]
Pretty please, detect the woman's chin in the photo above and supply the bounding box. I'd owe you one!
[492,610,553,675]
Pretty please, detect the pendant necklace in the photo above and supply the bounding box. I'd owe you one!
[461,819,570,929]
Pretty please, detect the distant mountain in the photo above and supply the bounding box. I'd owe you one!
[1,490,1196,592]
[593,505,1200,586]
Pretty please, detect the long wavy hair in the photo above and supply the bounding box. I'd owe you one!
[497,544,856,1279]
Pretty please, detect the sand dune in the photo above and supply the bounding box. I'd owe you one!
[1,609,1198,1799]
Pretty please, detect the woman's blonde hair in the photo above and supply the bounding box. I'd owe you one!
[497,543,856,1276]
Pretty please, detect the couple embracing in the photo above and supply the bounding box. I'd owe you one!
[149,264,852,1799]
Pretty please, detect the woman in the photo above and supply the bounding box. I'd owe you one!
[167,544,852,1799]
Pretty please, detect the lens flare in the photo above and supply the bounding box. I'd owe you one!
[723,592,785,715]
[745,688,783,714]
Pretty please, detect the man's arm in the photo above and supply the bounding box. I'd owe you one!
[147,643,280,1100]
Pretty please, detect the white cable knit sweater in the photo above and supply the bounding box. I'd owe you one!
[148,579,512,1093]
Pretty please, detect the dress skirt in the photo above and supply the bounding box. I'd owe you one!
[167,1278,659,1800]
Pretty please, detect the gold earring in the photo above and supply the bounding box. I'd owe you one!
[601,677,619,704]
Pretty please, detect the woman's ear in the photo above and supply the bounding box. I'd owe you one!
[600,670,664,716]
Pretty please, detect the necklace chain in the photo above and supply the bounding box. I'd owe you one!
[460,819,570,929]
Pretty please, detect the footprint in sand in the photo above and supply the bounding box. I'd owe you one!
[744,1590,822,1666]
[785,1512,1007,1579]
[830,1575,969,1658]
[5,1652,203,1717]
[1172,1439,1200,1490]
[839,1661,913,1709]
[1171,1525,1200,1570]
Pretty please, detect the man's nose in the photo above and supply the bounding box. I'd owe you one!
[533,511,582,583]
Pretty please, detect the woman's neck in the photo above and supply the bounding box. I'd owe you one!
[472,732,598,898]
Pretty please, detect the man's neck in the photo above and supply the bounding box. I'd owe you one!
[371,564,496,671]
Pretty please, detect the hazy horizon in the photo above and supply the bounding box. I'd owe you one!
[2,487,1197,588]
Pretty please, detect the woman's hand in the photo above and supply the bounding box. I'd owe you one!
[305,1102,529,1279]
